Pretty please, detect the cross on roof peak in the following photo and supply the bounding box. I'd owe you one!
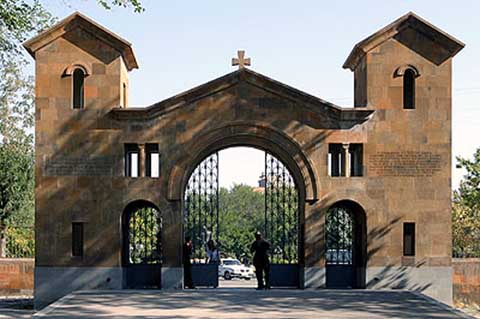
[232,50,251,69]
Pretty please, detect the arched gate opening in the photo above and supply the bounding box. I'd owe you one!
[122,200,163,289]
[183,147,302,288]
[325,200,366,288]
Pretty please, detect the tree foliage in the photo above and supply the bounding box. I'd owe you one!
[0,142,34,223]
[453,148,480,258]
[97,0,144,12]
[128,207,162,264]
[218,185,265,261]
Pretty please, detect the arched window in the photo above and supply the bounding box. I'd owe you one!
[403,68,416,109]
[72,68,85,109]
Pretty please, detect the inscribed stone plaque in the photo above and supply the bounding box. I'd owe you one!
[45,156,114,176]
[368,151,442,177]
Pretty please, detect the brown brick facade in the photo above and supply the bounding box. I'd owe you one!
[24,12,464,308]
[453,259,480,308]
[0,259,34,295]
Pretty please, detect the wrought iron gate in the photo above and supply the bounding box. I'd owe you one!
[183,150,299,288]
[325,206,354,288]
[184,152,220,287]
[125,206,162,289]
[264,153,299,287]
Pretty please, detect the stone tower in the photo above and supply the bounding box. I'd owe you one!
[23,12,138,308]
[343,12,464,301]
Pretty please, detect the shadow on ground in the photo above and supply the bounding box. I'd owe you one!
[0,297,34,318]
[33,289,474,319]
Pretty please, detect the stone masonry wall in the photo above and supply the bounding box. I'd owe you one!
[0,258,34,295]
[453,258,480,307]
[0,258,478,305]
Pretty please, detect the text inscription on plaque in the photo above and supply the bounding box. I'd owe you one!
[45,156,114,176]
[369,151,442,177]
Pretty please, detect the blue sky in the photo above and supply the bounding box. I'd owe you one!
[42,0,480,188]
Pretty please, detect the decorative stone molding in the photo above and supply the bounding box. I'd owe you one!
[63,62,92,77]
[167,122,318,203]
[394,64,420,78]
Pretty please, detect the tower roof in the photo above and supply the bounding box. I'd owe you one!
[23,11,138,71]
[343,12,464,71]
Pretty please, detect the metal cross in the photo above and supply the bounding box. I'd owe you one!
[232,50,251,69]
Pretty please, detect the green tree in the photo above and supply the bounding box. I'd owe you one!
[184,182,299,263]
[218,184,265,260]
[0,141,34,256]
[97,0,144,12]
[453,148,480,258]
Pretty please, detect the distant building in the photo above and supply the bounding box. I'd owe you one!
[252,173,266,193]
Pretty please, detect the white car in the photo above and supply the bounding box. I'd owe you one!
[218,258,255,280]
[326,249,352,264]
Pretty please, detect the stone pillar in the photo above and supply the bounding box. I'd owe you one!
[139,144,145,177]
[303,203,326,288]
[342,143,350,177]
[161,201,183,290]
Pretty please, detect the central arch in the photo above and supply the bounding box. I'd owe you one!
[172,123,315,288]
[167,123,318,203]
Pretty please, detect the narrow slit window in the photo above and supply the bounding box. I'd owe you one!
[122,83,127,108]
[403,69,415,109]
[146,144,160,178]
[73,68,85,109]
[125,144,140,177]
[403,222,415,256]
[72,222,84,257]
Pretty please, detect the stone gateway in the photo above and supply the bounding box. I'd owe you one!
[24,12,464,309]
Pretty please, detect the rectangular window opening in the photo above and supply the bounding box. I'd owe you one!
[328,143,363,177]
[72,222,84,257]
[403,222,415,256]
[146,144,160,178]
[125,144,140,177]
[328,144,343,177]
[350,143,363,177]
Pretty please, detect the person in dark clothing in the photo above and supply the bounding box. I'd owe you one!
[250,231,271,290]
[183,236,195,289]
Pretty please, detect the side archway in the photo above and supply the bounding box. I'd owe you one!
[122,200,163,289]
[325,200,366,289]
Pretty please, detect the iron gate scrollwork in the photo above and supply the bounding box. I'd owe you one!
[325,206,354,288]
[125,205,162,289]
[183,150,300,288]
[184,152,219,287]
[264,152,299,287]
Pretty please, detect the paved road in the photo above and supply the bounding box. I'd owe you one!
[33,289,474,319]
[219,277,256,288]
[0,297,34,319]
